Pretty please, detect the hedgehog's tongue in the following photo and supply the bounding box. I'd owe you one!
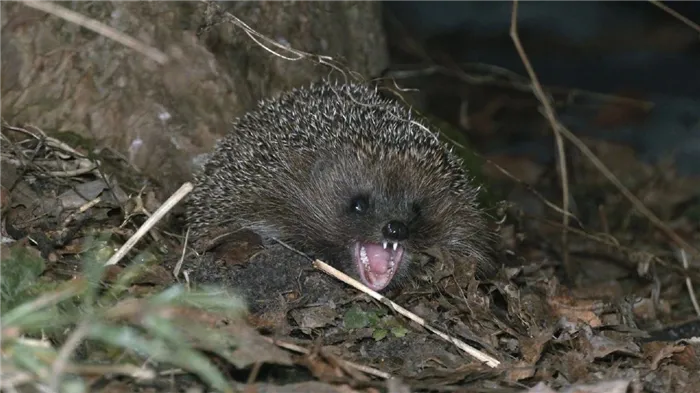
[355,243,403,291]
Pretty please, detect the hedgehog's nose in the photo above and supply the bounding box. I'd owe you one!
[382,220,409,241]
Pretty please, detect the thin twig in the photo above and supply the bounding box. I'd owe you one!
[104,182,193,266]
[20,0,169,65]
[385,64,655,111]
[62,197,101,226]
[679,249,700,317]
[509,0,700,265]
[523,212,700,281]
[553,121,700,259]
[173,227,190,278]
[313,260,501,368]
[1,124,100,179]
[244,361,262,388]
[202,0,346,77]
[510,0,571,279]
[2,123,86,158]
[477,152,582,227]
[649,0,700,34]
[263,336,392,379]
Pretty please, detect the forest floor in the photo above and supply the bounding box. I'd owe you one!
[2,2,700,393]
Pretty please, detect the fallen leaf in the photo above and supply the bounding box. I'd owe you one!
[504,360,536,382]
[520,330,553,365]
[643,341,692,370]
[548,295,603,328]
[587,332,641,360]
[290,305,337,330]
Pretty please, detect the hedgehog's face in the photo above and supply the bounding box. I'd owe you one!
[295,147,485,292]
[343,191,419,292]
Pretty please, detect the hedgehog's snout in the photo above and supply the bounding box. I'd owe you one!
[382,220,409,242]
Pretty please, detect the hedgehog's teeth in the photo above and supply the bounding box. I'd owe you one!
[360,245,369,269]
[382,241,388,250]
[392,242,398,251]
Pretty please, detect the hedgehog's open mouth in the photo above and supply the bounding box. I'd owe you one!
[353,241,404,291]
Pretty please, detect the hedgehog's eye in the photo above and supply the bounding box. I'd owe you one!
[349,195,370,214]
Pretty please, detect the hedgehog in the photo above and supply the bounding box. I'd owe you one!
[186,80,491,292]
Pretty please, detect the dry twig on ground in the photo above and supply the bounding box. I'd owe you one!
[313,260,502,368]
